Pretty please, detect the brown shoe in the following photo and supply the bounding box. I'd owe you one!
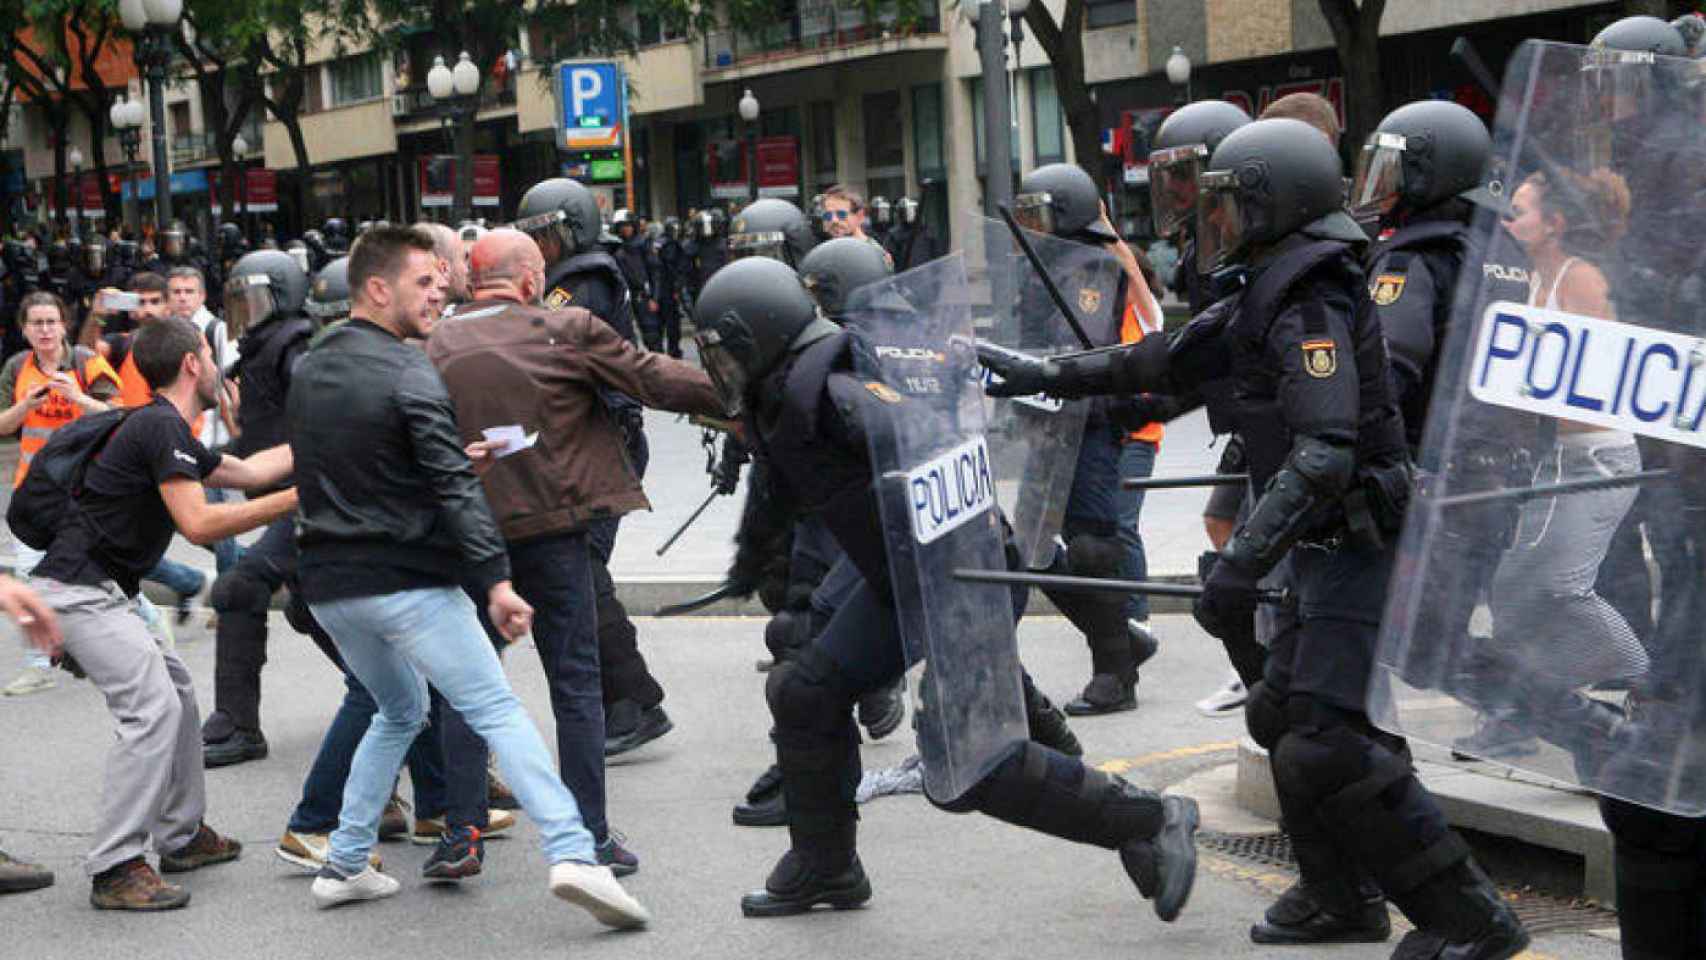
[379,794,412,842]
[0,849,54,894]
[90,857,190,911]
[159,824,242,874]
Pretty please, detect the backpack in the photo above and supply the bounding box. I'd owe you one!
[6,407,132,550]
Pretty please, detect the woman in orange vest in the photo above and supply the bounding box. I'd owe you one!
[0,291,120,697]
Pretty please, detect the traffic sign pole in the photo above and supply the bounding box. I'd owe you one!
[621,73,634,210]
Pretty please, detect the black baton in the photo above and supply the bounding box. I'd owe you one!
[996,204,1096,350]
[1121,473,1249,491]
[953,568,1290,606]
[1434,468,1670,509]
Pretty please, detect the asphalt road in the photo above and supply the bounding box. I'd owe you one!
[0,611,1617,960]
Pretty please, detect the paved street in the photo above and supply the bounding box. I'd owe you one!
[0,609,1617,959]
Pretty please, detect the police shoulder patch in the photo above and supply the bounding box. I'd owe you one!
[1301,339,1338,379]
[1077,287,1102,315]
[864,381,903,404]
[545,288,573,309]
[1370,273,1407,307]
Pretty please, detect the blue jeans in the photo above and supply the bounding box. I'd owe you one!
[287,671,449,833]
[147,557,205,598]
[1116,440,1157,621]
[310,586,597,875]
[203,487,243,574]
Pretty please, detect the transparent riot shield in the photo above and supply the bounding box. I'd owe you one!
[847,253,1030,804]
[1371,39,1706,814]
[963,214,1126,568]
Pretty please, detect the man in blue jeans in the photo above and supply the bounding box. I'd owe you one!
[287,226,648,926]
[427,228,725,880]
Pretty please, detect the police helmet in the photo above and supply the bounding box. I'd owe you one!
[869,196,892,227]
[285,239,312,276]
[216,222,247,257]
[1593,15,1687,56]
[83,236,105,273]
[1014,163,1116,243]
[223,249,310,338]
[457,221,487,247]
[161,221,187,259]
[692,257,835,416]
[1196,118,1349,274]
[729,198,816,267]
[47,242,69,272]
[514,178,603,261]
[896,197,920,225]
[798,237,894,322]
[1149,99,1253,239]
[1351,100,1491,222]
[305,256,351,325]
[612,208,637,227]
[663,216,682,240]
[112,240,139,269]
[322,219,350,247]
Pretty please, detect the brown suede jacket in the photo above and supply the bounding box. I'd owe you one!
[427,297,724,542]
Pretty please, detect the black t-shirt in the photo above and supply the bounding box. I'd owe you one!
[34,397,223,596]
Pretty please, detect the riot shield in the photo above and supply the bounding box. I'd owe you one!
[1371,39,1706,815]
[848,253,1030,804]
[963,214,1126,568]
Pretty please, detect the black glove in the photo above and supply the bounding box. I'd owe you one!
[1193,553,1261,640]
[976,339,1059,398]
[713,434,748,495]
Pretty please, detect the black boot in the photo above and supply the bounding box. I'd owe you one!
[1118,795,1200,922]
[856,678,906,741]
[1251,830,1390,944]
[1065,668,1136,716]
[733,765,788,827]
[1050,586,1138,716]
[1024,684,1082,757]
[1388,861,1530,960]
[740,822,871,917]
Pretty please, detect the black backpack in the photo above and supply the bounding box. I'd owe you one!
[7,407,132,551]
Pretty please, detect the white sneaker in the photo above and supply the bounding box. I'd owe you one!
[548,861,651,929]
[1,664,55,697]
[1195,671,1247,718]
[311,865,400,909]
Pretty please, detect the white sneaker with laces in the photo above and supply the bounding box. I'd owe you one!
[1,664,56,697]
[1195,671,1247,718]
[549,861,651,929]
[311,865,400,909]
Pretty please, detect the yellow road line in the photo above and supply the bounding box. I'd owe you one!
[1095,740,1239,774]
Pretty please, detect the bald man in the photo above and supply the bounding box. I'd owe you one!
[427,229,725,877]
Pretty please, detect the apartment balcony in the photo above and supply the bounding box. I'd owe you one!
[703,1,945,79]
[390,79,518,127]
[172,125,263,167]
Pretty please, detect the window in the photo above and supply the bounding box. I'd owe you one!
[810,100,836,184]
[1030,69,1064,164]
[1084,0,1135,28]
[862,91,904,177]
[761,105,800,139]
[330,53,383,107]
[300,67,325,115]
[911,83,944,179]
[970,78,1019,174]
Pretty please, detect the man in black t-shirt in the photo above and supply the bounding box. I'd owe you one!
[28,316,298,912]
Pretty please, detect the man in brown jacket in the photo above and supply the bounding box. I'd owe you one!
[427,229,724,876]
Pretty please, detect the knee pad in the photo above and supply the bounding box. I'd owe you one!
[1271,697,1406,807]
[1244,681,1286,751]
[1065,532,1124,579]
[210,569,271,614]
[764,609,811,662]
[764,648,854,736]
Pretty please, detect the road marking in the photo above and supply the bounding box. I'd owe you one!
[1095,740,1239,774]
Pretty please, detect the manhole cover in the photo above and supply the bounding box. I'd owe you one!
[1198,831,1618,935]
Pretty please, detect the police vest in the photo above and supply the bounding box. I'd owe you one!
[546,252,637,344]
[12,347,122,487]
[232,314,313,459]
[1366,219,1469,451]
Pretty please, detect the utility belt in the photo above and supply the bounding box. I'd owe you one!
[1297,459,1414,553]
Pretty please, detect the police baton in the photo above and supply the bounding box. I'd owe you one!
[656,581,739,617]
[995,204,1096,350]
[1450,36,1501,101]
[952,568,1291,606]
[1121,473,1249,491]
[1433,468,1670,509]
[655,488,720,557]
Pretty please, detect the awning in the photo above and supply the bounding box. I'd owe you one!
[122,168,209,201]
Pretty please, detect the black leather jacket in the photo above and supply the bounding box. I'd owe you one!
[288,318,511,598]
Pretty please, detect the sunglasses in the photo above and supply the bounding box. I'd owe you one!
[822,209,854,221]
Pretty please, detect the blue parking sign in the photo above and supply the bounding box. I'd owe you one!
[555,61,626,151]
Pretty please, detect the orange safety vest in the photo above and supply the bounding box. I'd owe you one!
[116,344,153,409]
[1119,281,1165,445]
[12,348,123,488]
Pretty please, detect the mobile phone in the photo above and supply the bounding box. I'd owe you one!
[99,290,141,312]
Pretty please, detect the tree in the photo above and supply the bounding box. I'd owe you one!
[14,1,131,228]
[1022,0,1101,186]
[1,4,81,230]
[1319,0,1388,163]
[179,0,266,228]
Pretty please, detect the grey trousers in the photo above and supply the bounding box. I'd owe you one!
[33,578,206,876]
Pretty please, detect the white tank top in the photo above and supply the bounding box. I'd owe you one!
[1532,257,1634,445]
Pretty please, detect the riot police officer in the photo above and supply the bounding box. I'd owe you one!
[304,254,350,333]
[694,256,1199,920]
[980,118,1530,959]
[880,197,935,271]
[1010,162,1158,717]
[1147,99,1252,313]
[611,208,660,350]
[158,221,189,268]
[728,198,816,267]
[514,177,672,755]
[656,217,692,358]
[687,207,731,297]
[201,249,316,767]
[321,218,351,256]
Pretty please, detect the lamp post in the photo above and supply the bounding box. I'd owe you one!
[1165,45,1192,104]
[232,133,250,239]
[428,51,482,223]
[68,146,83,239]
[962,0,1014,217]
[738,88,759,204]
[111,95,145,236]
[119,0,183,236]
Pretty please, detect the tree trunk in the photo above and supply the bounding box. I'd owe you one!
[52,136,68,231]
[282,111,312,225]
[1319,0,1388,167]
[1024,0,1104,186]
[453,98,477,222]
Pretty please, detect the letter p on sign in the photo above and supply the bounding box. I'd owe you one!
[570,67,602,116]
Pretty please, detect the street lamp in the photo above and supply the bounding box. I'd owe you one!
[428,52,482,222]
[232,133,251,238]
[1165,44,1192,102]
[120,0,182,236]
[111,95,145,235]
[738,88,759,204]
[960,0,1014,216]
[68,146,83,239]
[1007,0,1030,57]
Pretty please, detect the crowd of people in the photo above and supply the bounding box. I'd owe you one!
[3,13,1705,960]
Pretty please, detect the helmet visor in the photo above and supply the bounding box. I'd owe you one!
[1350,132,1408,220]
[512,210,578,257]
[223,273,276,338]
[1580,49,1658,167]
[694,329,749,418]
[729,230,789,264]
[162,231,184,258]
[1149,144,1207,238]
[1195,170,1247,275]
[304,296,350,324]
[85,241,105,273]
[1010,193,1055,235]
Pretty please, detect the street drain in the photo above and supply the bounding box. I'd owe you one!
[1197,831,1619,936]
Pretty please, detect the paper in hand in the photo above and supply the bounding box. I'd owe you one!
[481,424,540,459]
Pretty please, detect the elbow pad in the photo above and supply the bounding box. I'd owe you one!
[1220,436,1356,576]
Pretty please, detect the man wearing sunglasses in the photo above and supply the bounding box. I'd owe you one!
[819,186,872,243]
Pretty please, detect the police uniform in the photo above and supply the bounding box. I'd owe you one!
[542,254,670,741]
[656,232,693,357]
